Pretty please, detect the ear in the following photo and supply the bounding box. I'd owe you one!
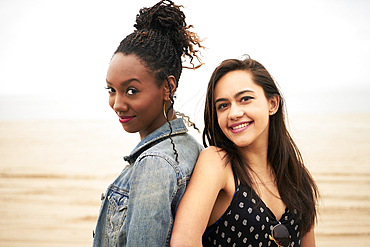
[163,75,177,101]
[268,95,280,115]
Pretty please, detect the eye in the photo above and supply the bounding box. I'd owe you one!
[126,88,138,95]
[104,86,115,94]
[241,96,254,102]
[217,103,228,110]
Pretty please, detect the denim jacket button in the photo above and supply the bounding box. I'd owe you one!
[101,193,105,201]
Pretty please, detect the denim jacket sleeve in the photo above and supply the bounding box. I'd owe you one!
[125,153,179,246]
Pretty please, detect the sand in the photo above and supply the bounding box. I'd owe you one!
[0,113,369,246]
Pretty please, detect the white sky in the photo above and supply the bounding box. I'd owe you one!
[1,0,370,119]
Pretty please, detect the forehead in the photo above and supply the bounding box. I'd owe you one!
[107,53,157,85]
[214,70,261,98]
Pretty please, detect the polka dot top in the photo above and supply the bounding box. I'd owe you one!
[202,175,302,247]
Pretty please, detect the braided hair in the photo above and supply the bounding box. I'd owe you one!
[115,0,203,84]
[114,0,203,162]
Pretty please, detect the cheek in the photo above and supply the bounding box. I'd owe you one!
[253,109,270,129]
[135,99,161,116]
[142,92,164,111]
[108,96,115,109]
[132,102,146,113]
[217,113,227,129]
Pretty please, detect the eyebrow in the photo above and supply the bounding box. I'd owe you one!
[214,89,255,104]
[106,78,140,86]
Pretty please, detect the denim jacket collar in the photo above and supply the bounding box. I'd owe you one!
[123,118,188,164]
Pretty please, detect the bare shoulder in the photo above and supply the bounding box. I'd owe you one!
[198,146,228,164]
[195,146,229,176]
[186,146,232,197]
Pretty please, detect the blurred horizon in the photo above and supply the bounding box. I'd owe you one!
[1,83,369,121]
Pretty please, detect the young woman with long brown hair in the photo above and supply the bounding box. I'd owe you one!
[171,56,319,247]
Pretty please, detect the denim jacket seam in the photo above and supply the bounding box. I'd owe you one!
[125,132,186,164]
[135,151,184,185]
[139,128,187,148]
[135,124,187,150]
[108,184,129,195]
[125,119,187,163]
[166,179,180,247]
[134,151,181,247]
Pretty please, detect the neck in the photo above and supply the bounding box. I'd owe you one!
[239,142,268,169]
[237,140,274,184]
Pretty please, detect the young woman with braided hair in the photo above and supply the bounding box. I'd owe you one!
[171,56,319,247]
[92,1,203,246]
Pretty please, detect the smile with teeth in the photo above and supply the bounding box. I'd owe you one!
[231,122,251,130]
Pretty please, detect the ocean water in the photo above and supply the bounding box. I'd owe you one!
[0,87,369,121]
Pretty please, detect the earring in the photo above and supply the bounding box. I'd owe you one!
[163,101,175,121]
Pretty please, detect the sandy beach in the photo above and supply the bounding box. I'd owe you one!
[0,113,369,246]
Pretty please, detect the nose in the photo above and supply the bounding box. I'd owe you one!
[228,104,244,120]
[110,93,129,113]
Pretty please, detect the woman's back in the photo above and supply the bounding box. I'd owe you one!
[93,119,203,246]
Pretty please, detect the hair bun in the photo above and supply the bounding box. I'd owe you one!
[134,0,185,34]
[128,0,203,70]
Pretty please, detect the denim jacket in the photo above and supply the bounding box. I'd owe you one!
[93,118,203,247]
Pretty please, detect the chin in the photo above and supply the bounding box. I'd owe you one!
[121,125,138,134]
[234,143,251,149]
[231,139,253,148]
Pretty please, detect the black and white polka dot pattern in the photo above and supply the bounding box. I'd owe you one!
[202,184,301,247]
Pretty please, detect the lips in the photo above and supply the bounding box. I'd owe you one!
[229,121,252,133]
[118,116,134,124]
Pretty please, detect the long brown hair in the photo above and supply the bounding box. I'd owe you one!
[203,56,319,236]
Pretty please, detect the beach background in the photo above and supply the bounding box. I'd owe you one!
[1,113,370,247]
[1,0,370,246]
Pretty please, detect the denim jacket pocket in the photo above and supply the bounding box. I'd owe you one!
[107,188,129,234]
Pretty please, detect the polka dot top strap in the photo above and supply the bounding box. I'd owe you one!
[202,183,302,247]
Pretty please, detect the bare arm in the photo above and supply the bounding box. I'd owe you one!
[301,227,316,247]
[171,147,230,247]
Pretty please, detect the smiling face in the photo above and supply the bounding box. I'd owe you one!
[214,70,278,151]
[106,53,168,139]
